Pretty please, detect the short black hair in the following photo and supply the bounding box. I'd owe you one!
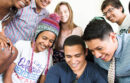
[82,17,113,41]
[63,35,86,53]
[101,0,124,13]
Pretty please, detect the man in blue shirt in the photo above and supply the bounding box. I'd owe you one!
[45,35,107,83]
[82,17,130,83]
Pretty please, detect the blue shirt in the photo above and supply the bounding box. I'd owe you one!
[4,0,49,44]
[94,33,130,83]
[45,62,107,83]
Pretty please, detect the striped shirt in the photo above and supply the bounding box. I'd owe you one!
[4,0,49,44]
[94,33,130,83]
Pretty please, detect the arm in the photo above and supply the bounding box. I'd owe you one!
[4,63,16,83]
[39,75,46,83]
[0,45,18,73]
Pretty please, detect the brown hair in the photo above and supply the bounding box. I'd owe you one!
[54,1,77,50]
[54,1,77,30]
[101,0,124,13]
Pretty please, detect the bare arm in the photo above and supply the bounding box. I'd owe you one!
[39,75,46,83]
[4,63,16,83]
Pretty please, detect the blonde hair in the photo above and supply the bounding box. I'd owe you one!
[54,1,76,30]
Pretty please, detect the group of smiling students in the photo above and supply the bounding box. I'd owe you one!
[0,0,130,83]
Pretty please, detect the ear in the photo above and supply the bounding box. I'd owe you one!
[109,32,116,42]
[85,48,88,56]
[119,6,123,12]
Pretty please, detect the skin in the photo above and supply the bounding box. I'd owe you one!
[34,31,56,53]
[4,31,56,83]
[64,44,87,79]
[86,33,118,62]
[35,0,52,13]
[0,0,30,74]
[57,4,70,23]
[103,5,126,25]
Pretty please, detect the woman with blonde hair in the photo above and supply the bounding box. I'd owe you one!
[53,1,83,63]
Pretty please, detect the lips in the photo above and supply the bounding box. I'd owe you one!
[101,56,106,60]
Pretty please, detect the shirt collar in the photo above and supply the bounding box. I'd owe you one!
[114,35,122,58]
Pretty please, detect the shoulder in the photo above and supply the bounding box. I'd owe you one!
[72,27,83,36]
[14,40,31,49]
[48,62,70,73]
[86,62,107,74]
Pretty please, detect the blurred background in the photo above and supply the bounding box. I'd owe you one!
[47,0,130,34]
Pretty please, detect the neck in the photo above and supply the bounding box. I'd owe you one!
[61,23,69,30]
[117,14,126,25]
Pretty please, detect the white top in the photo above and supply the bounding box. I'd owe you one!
[12,40,53,83]
[119,14,130,34]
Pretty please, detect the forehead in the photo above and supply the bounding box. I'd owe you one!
[86,39,108,50]
[38,31,56,38]
[103,5,114,11]
[59,4,68,11]
[64,45,83,55]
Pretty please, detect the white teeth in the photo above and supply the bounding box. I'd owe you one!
[41,45,45,49]
[72,64,77,67]
[19,1,25,7]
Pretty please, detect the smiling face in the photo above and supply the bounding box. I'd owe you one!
[13,0,30,9]
[103,5,123,23]
[36,0,51,12]
[57,4,70,23]
[34,31,56,52]
[86,34,117,62]
[64,44,86,73]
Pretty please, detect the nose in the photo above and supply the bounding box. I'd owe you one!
[93,51,102,58]
[71,57,77,64]
[44,40,50,48]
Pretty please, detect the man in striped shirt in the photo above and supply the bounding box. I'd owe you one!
[4,0,52,44]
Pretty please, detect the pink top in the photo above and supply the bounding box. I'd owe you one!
[58,27,83,51]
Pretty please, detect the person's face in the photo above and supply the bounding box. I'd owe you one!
[103,5,123,23]
[86,33,117,62]
[36,0,51,11]
[64,44,86,73]
[35,31,56,52]
[13,0,30,9]
[57,4,70,23]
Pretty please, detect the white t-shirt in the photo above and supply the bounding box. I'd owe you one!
[12,40,52,83]
[119,14,130,34]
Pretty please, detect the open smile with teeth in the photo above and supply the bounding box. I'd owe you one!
[19,1,25,7]
[71,63,78,68]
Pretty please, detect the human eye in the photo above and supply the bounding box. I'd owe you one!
[65,55,71,58]
[42,36,47,40]
[49,40,54,43]
[97,47,102,51]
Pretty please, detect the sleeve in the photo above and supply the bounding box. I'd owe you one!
[72,27,83,36]
[45,65,60,83]
[94,64,108,83]
[14,40,24,64]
